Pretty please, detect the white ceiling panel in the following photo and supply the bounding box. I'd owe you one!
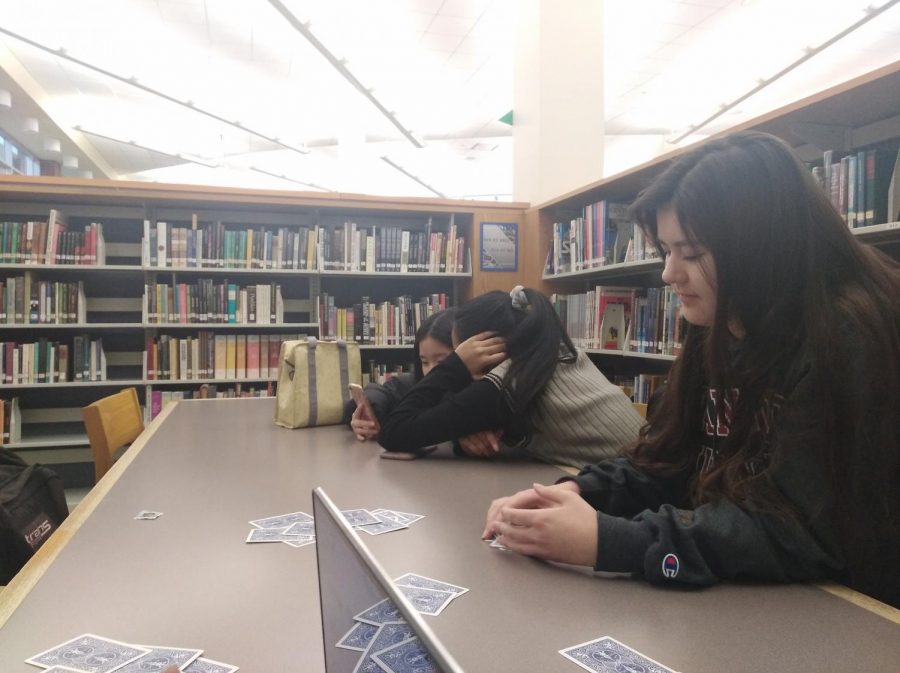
[1,0,898,198]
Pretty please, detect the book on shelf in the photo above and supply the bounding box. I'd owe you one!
[315,219,466,274]
[0,212,106,266]
[0,396,22,443]
[0,276,86,324]
[144,332,306,381]
[0,338,83,383]
[812,146,900,228]
[363,363,411,386]
[317,292,448,345]
[143,219,322,270]
[148,383,275,419]
[548,200,654,275]
[143,280,284,325]
[552,286,684,356]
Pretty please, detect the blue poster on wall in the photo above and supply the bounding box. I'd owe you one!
[480,222,518,272]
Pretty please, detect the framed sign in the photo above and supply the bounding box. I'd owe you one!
[480,222,518,272]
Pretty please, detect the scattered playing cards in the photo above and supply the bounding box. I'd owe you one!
[25,634,238,673]
[133,510,163,520]
[245,507,426,547]
[336,582,461,673]
[559,636,678,673]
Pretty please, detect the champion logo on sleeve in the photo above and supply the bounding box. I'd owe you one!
[661,553,680,578]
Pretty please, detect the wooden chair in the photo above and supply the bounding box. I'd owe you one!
[82,388,144,482]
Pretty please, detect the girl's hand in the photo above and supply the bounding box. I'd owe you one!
[458,430,503,458]
[489,483,597,566]
[350,404,379,441]
[482,480,580,539]
[455,332,506,378]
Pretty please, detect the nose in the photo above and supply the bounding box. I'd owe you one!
[661,254,682,286]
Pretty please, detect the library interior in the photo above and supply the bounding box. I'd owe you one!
[1,2,900,672]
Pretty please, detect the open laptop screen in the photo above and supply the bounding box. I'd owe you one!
[312,487,464,673]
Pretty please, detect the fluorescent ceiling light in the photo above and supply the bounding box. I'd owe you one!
[76,127,219,168]
[380,156,445,197]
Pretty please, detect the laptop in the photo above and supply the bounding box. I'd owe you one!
[312,487,466,673]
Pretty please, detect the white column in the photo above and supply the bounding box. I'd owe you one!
[513,0,604,204]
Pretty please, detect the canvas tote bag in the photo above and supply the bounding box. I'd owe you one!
[274,337,362,428]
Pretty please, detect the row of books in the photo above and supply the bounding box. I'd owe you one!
[364,363,411,387]
[0,212,106,265]
[812,147,900,228]
[0,277,87,324]
[0,397,21,443]
[148,383,274,420]
[141,218,468,274]
[144,332,303,381]
[318,219,466,273]
[546,200,659,276]
[318,293,449,345]
[613,373,667,405]
[143,281,284,325]
[552,286,685,356]
[0,336,106,384]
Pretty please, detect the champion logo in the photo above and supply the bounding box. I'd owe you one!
[661,553,679,578]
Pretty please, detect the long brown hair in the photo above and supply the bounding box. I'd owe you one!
[628,131,900,600]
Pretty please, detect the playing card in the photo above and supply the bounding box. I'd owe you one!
[115,646,203,672]
[249,511,313,529]
[282,536,315,548]
[372,636,437,673]
[350,622,415,673]
[183,657,240,673]
[396,586,455,616]
[373,509,424,525]
[559,636,678,673]
[246,527,294,543]
[133,510,163,520]
[342,509,380,527]
[336,621,379,651]
[354,598,406,625]
[358,513,409,536]
[26,634,150,673]
[393,574,468,596]
[488,536,511,551]
[283,521,316,536]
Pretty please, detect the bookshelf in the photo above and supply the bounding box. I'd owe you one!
[0,177,526,485]
[533,60,900,402]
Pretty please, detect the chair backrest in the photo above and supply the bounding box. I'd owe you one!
[82,387,144,482]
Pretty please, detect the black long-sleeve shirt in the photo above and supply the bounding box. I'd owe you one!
[566,326,900,607]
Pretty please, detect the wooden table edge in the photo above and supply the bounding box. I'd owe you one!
[0,402,179,628]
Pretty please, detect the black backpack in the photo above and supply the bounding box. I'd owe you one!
[0,448,69,585]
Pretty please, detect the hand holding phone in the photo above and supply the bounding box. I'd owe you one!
[348,383,379,440]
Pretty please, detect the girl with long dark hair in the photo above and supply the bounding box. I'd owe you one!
[483,131,900,607]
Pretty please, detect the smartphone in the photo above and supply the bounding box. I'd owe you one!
[380,445,440,461]
[348,383,379,429]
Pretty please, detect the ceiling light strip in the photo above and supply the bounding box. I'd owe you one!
[248,166,334,192]
[76,128,218,167]
[0,26,309,155]
[266,0,425,149]
[668,0,900,144]
[380,156,445,197]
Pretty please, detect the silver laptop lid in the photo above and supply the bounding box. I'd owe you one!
[312,487,465,673]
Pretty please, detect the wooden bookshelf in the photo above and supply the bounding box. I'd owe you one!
[0,179,526,483]
[533,60,900,400]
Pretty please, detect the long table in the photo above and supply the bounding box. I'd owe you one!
[1,398,899,672]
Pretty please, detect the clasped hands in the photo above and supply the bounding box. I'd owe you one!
[482,481,599,567]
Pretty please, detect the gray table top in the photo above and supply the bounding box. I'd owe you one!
[1,398,899,673]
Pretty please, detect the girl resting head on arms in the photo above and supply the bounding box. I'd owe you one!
[378,285,644,468]
[348,308,455,441]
